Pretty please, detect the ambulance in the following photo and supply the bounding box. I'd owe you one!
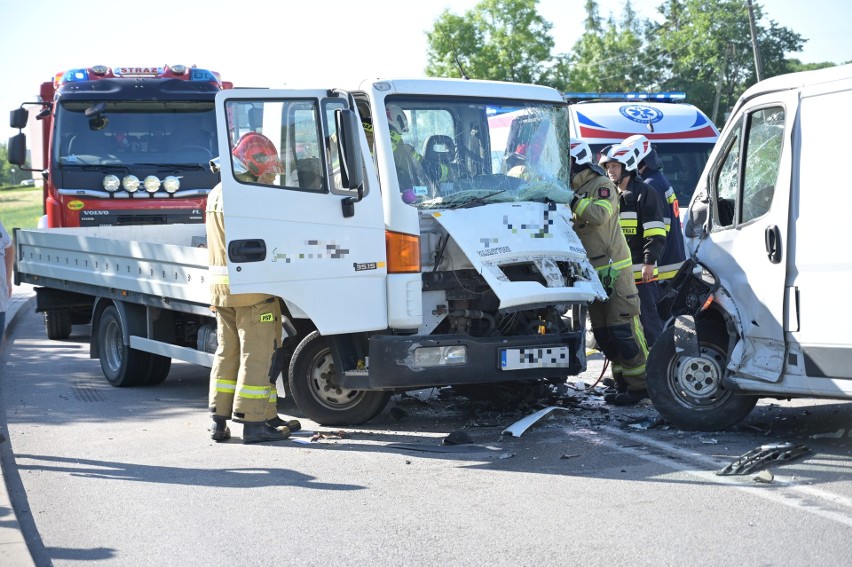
[565,92,719,206]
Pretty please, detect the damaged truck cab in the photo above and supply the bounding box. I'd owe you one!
[216,79,605,424]
[646,64,852,431]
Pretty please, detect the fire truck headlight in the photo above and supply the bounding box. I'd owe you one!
[122,175,140,193]
[103,175,120,192]
[163,176,180,194]
[143,175,161,193]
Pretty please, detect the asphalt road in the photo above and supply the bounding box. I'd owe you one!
[2,305,852,566]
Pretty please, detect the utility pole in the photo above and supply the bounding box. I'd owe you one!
[713,43,734,125]
[746,0,764,81]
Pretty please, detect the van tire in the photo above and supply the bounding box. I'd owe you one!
[646,321,757,431]
[45,309,72,340]
[288,331,391,426]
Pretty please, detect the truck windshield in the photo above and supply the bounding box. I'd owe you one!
[385,98,573,209]
[54,101,217,167]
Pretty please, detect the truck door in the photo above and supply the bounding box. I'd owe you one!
[695,95,794,381]
[214,89,388,335]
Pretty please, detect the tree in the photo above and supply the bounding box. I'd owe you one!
[564,0,655,92]
[649,0,804,118]
[425,0,558,85]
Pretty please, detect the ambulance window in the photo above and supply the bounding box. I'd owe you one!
[741,107,784,223]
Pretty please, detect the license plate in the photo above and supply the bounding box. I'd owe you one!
[500,346,571,370]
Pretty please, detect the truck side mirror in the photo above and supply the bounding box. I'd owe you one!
[336,108,365,218]
[8,133,27,166]
[10,107,28,129]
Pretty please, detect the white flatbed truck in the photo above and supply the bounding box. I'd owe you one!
[14,77,605,425]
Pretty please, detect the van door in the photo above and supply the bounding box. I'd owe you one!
[695,95,795,381]
[214,89,388,335]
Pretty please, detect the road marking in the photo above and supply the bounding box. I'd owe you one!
[568,425,852,528]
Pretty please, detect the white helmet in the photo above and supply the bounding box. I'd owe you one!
[386,104,408,133]
[598,143,638,172]
[569,140,593,165]
[623,134,652,163]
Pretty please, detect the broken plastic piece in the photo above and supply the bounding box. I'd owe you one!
[717,442,809,476]
[501,406,571,437]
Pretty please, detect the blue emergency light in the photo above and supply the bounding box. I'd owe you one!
[563,91,687,103]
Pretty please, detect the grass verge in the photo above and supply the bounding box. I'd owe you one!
[0,186,42,230]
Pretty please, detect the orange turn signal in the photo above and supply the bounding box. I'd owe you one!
[386,230,420,273]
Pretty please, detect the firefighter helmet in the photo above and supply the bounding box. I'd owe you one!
[598,143,638,172]
[386,104,409,133]
[569,140,593,165]
[623,134,652,163]
[232,132,284,179]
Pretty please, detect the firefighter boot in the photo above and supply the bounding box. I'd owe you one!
[243,422,291,444]
[266,416,302,432]
[210,417,231,442]
[604,388,648,406]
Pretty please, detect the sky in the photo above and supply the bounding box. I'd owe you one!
[1,0,850,141]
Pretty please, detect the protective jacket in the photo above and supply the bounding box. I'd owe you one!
[641,167,686,281]
[618,176,667,282]
[570,167,632,277]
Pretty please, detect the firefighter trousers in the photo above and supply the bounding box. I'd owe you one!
[209,298,281,423]
[589,272,649,391]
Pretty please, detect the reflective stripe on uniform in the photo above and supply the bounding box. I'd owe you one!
[657,261,684,281]
[215,378,237,394]
[596,257,632,273]
[642,220,666,238]
[238,384,270,400]
[209,265,229,285]
[633,263,660,281]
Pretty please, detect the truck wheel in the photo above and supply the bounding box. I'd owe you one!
[45,309,72,340]
[288,331,391,426]
[97,306,158,387]
[142,354,172,385]
[646,322,758,431]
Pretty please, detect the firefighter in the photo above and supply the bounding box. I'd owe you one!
[206,132,301,444]
[599,143,667,351]
[623,134,686,321]
[568,141,650,406]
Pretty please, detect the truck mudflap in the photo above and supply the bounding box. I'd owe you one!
[340,331,585,390]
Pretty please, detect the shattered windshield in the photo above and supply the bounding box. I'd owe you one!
[385,97,573,209]
[54,100,217,167]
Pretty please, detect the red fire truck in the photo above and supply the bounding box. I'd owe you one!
[8,64,232,228]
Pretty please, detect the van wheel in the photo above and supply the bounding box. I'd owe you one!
[288,331,391,426]
[45,309,72,340]
[97,306,168,387]
[646,322,757,431]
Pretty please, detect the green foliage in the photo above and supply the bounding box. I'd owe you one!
[0,186,42,230]
[425,0,822,122]
[0,142,33,186]
[426,0,557,84]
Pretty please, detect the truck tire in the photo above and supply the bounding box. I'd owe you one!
[97,306,166,387]
[646,321,758,432]
[142,354,172,386]
[44,309,72,340]
[288,331,391,426]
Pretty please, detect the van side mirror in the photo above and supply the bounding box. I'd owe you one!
[8,133,27,166]
[10,107,28,129]
[336,108,365,218]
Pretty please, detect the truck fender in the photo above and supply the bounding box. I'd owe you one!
[89,299,146,359]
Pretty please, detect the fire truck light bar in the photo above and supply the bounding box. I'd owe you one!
[54,65,223,88]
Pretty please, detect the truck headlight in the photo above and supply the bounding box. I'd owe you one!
[103,175,120,192]
[163,176,180,194]
[122,175,140,193]
[413,345,467,367]
[143,175,161,193]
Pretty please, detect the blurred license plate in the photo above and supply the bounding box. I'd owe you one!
[500,346,570,370]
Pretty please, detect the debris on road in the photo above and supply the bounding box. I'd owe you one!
[310,430,350,442]
[502,406,572,437]
[808,428,845,439]
[753,469,774,483]
[717,442,809,476]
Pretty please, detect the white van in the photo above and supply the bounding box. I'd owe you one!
[646,64,852,431]
[565,92,719,206]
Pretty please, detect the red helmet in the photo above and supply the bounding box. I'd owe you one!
[232,132,284,178]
